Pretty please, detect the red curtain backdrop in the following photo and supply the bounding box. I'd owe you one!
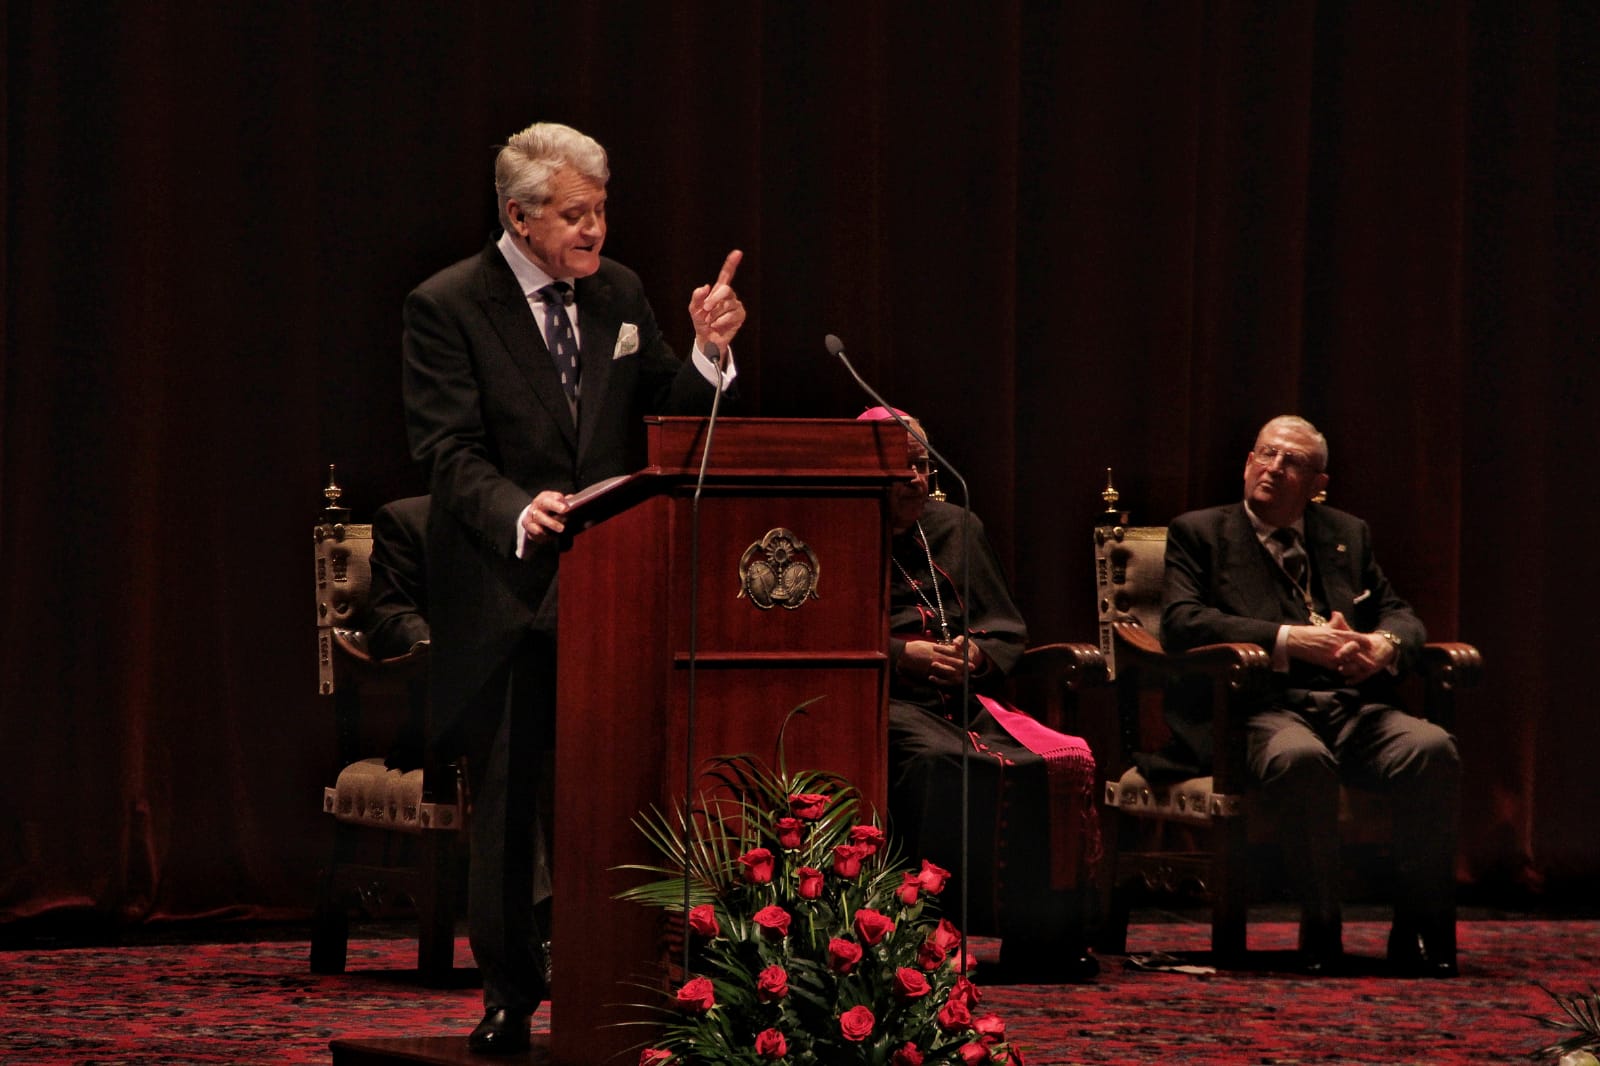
[3,2,1595,925]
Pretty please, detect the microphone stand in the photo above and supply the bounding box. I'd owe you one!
[683,346,727,979]
[823,335,975,975]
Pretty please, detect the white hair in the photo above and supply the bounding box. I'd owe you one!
[1256,414,1329,471]
[494,122,609,231]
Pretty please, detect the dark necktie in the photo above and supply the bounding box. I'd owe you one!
[1272,526,1308,587]
[537,282,580,406]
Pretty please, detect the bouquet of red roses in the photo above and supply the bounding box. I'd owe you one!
[616,734,1026,1065]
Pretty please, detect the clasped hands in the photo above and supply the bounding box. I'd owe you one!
[899,635,987,687]
[1286,610,1397,683]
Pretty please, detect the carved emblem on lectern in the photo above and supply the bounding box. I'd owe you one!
[738,528,821,610]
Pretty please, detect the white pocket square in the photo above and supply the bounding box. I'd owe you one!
[613,323,639,359]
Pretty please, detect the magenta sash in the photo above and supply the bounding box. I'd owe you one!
[976,694,1102,890]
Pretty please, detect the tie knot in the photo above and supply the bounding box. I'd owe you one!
[538,282,574,307]
[1271,527,1299,549]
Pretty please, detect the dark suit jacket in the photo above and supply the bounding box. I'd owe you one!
[402,241,720,750]
[1149,500,1425,776]
[367,495,431,662]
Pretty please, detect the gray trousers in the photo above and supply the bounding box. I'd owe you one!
[1247,689,1460,941]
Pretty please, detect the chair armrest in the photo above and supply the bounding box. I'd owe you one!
[1111,622,1271,686]
[1015,641,1109,689]
[1109,622,1271,794]
[1006,642,1108,737]
[1413,640,1482,730]
[1420,641,1482,690]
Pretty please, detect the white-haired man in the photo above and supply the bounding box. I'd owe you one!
[403,122,744,1052]
[1159,415,1461,977]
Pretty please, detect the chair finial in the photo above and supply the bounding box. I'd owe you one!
[324,464,343,508]
[1102,467,1120,513]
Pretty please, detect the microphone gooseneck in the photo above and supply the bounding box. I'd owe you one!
[824,333,975,975]
[683,354,727,978]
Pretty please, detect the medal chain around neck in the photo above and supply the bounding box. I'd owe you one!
[1272,533,1327,627]
[893,521,951,642]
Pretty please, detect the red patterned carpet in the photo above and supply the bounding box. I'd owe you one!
[1,921,1595,1064]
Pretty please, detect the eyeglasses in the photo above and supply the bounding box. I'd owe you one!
[1251,444,1319,474]
[910,456,935,477]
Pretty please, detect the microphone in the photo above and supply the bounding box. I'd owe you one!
[823,332,976,972]
[824,335,967,494]
[681,350,728,978]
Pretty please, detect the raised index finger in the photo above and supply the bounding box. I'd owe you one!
[714,249,743,289]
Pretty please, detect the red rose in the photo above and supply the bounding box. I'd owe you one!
[687,904,720,939]
[796,866,824,899]
[754,1028,788,1059]
[898,871,921,905]
[974,1014,1006,1044]
[676,976,716,1013]
[892,1044,925,1066]
[839,1005,875,1042]
[789,792,830,820]
[639,1050,674,1066]
[951,976,982,1008]
[996,1043,1026,1065]
[920,918,963,970]
[958,1042,991,1064]
[893,966,932,1001]
[854,908,895,946]
[849,823,886,854]
[938,996,972,1031]
[917,859,952,894]
[828,937,863,974]
[753,905,791,938]
[739,847,775,884]
[775,816,805,849]
[756,964,789,1002]
[832,843,871,878]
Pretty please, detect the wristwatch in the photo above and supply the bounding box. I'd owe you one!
[1375,629,1403,650]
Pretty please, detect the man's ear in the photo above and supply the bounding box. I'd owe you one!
[506,199,531,233]
[1312,471,1330,499]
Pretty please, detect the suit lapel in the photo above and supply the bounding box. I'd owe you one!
[1303,506,1357,615]
[474,245,577,448]
[574,272,619,461]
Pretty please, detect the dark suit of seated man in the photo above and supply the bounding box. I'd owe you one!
[1159,415,1461,977]
[368,495,431,662]
[367,495,431,773]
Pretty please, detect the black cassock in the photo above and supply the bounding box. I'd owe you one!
[886,500,1099,961]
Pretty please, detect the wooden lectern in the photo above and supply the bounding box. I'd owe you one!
[550,417,905,1065]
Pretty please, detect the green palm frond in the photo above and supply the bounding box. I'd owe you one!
[1529,984,1600,1061]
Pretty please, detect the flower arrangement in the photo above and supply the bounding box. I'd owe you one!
[615,714,1026,1065]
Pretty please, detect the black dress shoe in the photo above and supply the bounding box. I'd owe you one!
[1388,927,1458,978]
[468,1007,534,1055]
[1297,918,1343,977]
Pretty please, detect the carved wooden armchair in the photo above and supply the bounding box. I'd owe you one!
[1091,472,1481,965]
[309,468,465,985]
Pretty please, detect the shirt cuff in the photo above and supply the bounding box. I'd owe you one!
[1272,624,1292,671]
[691,341,737,390]
[515,503,533,559]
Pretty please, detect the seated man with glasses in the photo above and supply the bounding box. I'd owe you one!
[1158,414,1461,977]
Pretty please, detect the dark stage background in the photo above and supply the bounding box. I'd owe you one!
[3,2,1596,928]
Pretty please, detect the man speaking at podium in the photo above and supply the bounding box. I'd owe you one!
[403,121,744,1053]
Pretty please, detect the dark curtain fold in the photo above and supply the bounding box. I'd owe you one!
[3,1,1594,925]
